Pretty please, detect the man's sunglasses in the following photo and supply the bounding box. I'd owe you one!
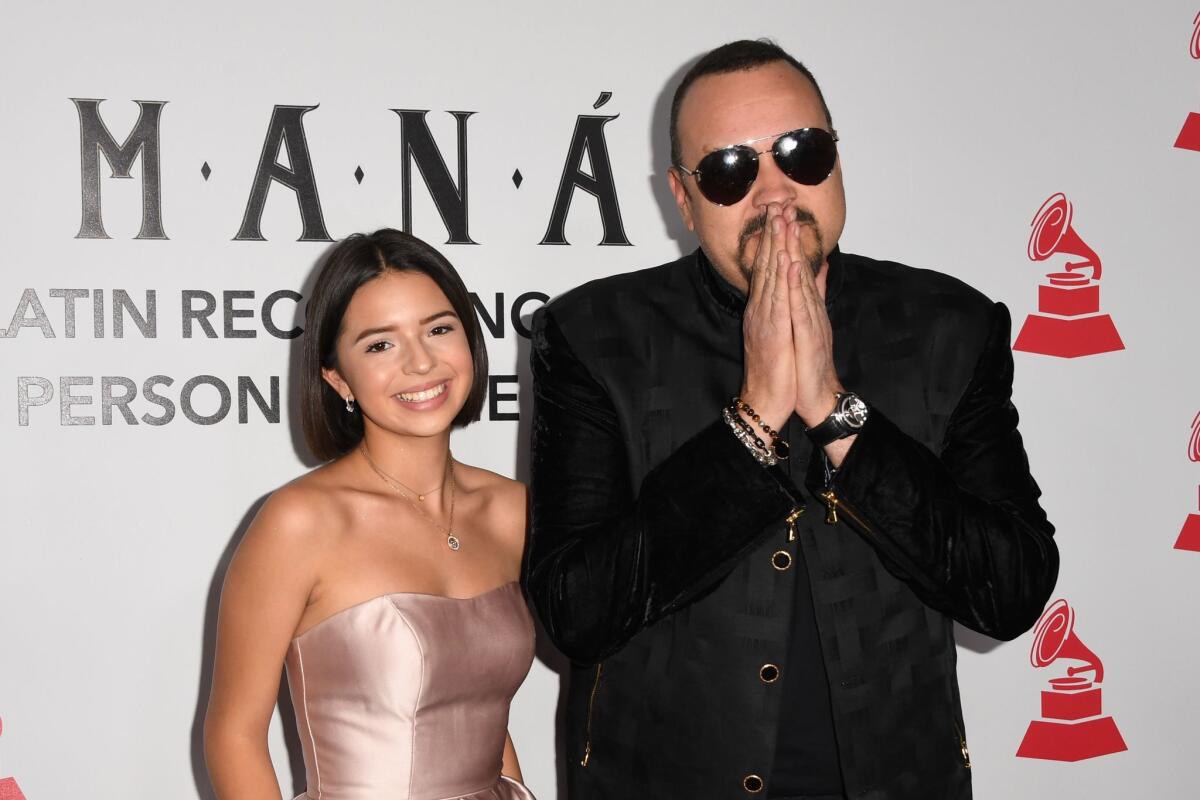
[675,127,840,206]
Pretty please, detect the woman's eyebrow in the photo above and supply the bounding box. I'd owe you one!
[353,324,395,344]
[352,311,458,343]
[419,310,458,324]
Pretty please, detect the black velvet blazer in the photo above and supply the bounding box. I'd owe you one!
[524,248,1058,800]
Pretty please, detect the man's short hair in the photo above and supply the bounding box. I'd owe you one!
[669,38,834,168]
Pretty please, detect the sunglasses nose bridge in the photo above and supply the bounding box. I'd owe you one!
[746,145,802,207]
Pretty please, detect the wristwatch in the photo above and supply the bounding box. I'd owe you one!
[805,392,869,447]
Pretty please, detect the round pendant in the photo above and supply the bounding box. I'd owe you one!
[417,495,425,501]
[447,535,461,551]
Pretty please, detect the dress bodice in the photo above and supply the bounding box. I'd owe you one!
[284,582,536,800]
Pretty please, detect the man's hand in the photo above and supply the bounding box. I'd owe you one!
[784,221,855,465]
[738,203,797,434]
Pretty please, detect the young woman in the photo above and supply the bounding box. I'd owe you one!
[204,229,535,800]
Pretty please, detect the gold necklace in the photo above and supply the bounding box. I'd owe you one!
[359,448,444,501]
[360,444,460,551]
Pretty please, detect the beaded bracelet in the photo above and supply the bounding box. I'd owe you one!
[723,406,778,467]
[731,397,790,461]
[728,401,770,452]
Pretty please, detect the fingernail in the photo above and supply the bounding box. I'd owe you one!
[772,217,783,233]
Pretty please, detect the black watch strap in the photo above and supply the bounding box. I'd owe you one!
[806,415,847,448]
[805,392,867,447]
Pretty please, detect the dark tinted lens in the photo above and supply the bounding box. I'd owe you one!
[774,129,837,185]
[696,146,759,205]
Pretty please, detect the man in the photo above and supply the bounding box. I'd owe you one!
[524,39,1058,800]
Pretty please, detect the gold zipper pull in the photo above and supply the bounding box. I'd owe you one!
[954,720,972,768]
[820,490,839,524]
[580,662,604,767]
[785,507,804,541]
[955,719,974,767]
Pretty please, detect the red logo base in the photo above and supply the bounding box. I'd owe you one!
[1013,313,1124,358]
[0,777,26,800]
[1176,112,1200,152]
[1016,716,1127,762]
[1176,514,1200,551]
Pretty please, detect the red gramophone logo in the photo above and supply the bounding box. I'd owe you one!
[1012,193,1124,358]
[1016,599,1127,761]
[0,717,27,800]
[1175,410,1200,551]
[1174,11,1200,152]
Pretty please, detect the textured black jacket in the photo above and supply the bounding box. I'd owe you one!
[524,248,1059,800]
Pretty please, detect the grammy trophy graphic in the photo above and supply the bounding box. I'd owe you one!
[0,717,27,800]
[1013,192,1124,358]
[1174,11,1200,152]
[1175,410,1200,552]
[1016,599,1127,762]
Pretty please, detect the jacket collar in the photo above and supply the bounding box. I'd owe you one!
[696,245,846,318]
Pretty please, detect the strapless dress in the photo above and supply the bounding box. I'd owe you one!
[284,581,536,800]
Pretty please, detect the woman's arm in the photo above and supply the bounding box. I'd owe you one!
[203,487,321,799]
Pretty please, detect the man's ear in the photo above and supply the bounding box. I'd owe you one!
[667,168,696,232]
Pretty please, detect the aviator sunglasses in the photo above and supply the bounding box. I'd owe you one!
[675,127,840,206]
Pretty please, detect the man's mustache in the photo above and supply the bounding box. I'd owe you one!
[739,207,818,253]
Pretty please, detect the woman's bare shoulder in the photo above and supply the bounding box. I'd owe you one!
[455,462,527,552]
[456,462,525,506]
[238,460,357,563]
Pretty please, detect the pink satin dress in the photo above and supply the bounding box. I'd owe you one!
[284,581,537,800]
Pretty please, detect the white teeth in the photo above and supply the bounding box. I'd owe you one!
[398,383,446,403]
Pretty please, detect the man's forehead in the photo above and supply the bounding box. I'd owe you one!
[678,64,825,153]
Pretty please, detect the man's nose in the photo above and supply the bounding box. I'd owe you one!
[747,151,797,210]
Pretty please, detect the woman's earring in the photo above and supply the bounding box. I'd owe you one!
[345,396,356,413]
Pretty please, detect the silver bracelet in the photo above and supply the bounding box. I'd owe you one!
[723,407,778,467]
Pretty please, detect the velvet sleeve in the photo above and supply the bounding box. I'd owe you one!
[807,302,1059,641]
[523,304,804,664]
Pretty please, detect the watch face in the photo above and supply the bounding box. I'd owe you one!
[838,394,869,429]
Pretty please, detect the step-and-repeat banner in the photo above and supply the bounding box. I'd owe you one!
[2,1,1197,797]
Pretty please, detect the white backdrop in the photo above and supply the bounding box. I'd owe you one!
[1,1,1198,797]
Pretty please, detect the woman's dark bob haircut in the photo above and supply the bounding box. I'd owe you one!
[301,228,488,461]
